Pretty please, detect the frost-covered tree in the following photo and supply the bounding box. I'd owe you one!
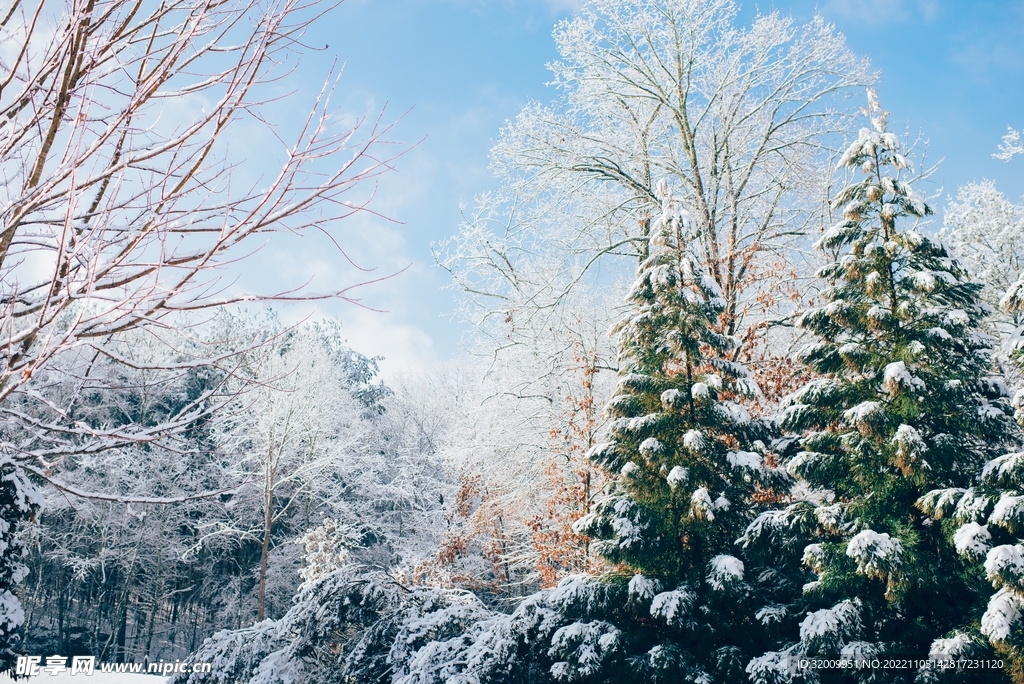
[939,181,1024,334]
[174,186,800,684]
[996,127,1024,162]
[746,93,1021,683]
[439,0,870,371]
[209,327,371,621]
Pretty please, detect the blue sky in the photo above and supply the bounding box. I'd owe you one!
[252,0,1024,376]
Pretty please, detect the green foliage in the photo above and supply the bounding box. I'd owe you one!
[559,181,799,680]
[581,181,780,579]
[748,93,1019,683]
[0,461,42,674]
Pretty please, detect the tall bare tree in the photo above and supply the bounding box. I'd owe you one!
[432,3,871,594]
[439,0,871,361]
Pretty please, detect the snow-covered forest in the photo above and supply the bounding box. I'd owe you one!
[5,0,1024,682]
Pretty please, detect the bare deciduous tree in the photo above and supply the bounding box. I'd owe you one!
[206,329,369,622]
[439,0,871,361]
[939,180,1024,335]
[996,126,1024,161]
[0,0,399,658]
[0,0,396,466]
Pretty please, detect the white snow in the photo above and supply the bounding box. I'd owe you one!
[683,430,706,452]
[621,461,639,476]
[984,545,1024,586]
[726,450,762,470]
[690,487,714,521]
[638,438,663,455]
[893,424,927,452]
[978,401,1007,420]
[929,633,976,659]
[981,587,1024,642]
[802,544,825,572]
[953,522,992,559]
[610,498,647,547]
[666,466,688,487]
[882,362,925,395]
[867,304,888,321]
[650,587,695,627]
[983,452,1024,486]
[627,413,661,431]
[707,554,744,590]
[846,529,903,579]
[691,382,709,399]
[838,342,861,357]
[547,576,604,613]
[745,652,790,682]
[950,524,991,561]
[843,401,883,427]
[815,504,845,533]
[944,309,970,327]
[954,488,992,522]
[548,620,622,678]
[738,507,796,548]
[991,494,1024,531]
[717,401,751,425]
[586,442,617,461]
[628,573,660,601]
[917,487,965,519]
[660,388,681,408]
[909,270,937,291]
[755,605,787,625]
[799,599,861,642]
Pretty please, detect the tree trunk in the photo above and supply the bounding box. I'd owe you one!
[257,438,275,622]
[143,524,164,660]
[115,603,128,663]
[257,495,272,621]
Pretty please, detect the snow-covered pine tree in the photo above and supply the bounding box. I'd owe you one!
[0,461,41,672]
[923,294,1024,682]
[746,91,1020,683]
[544,180,789,681]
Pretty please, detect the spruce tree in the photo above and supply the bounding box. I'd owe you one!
[921,295,1024,682]
[0,460,41,673]
[746,92,1020,684]
[552,180,789,682]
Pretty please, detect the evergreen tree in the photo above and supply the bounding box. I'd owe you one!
[746,91,1020,683]
[0,461,41,673]
[547,180,789,682]
[923,296,1024,683]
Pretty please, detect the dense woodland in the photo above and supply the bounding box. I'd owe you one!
[3,0,1024,682]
